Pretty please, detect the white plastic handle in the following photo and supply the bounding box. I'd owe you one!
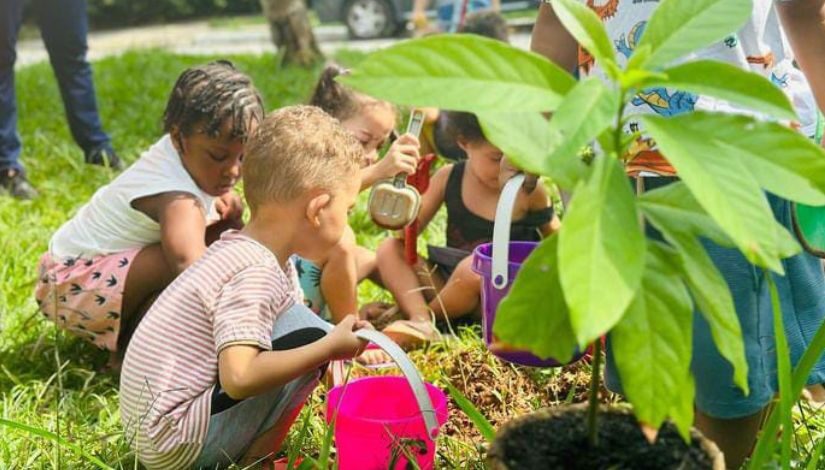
[320,323,440,440]
[492,174,526,289]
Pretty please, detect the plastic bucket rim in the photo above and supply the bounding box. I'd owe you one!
[472,241,538,276]
[328,376,449,427]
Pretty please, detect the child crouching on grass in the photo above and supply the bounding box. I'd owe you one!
[377,111,559,344]
[34,61,261,363]
[120,106,370,469]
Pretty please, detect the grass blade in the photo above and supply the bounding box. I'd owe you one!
[0,418,114,470]
[445,381,496,443]
[767,273,793,469]
[806,435,825,470]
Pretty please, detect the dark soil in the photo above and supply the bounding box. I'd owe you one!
[491,408,714,469]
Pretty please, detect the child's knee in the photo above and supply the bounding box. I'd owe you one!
[453,257,481,286]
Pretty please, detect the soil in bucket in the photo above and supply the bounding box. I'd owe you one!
[488,405,723,470]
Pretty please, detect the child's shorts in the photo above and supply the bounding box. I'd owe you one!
[293,256,331,321]
[34,249,141,351]
[192,303,331,468]
[605,179,825,419]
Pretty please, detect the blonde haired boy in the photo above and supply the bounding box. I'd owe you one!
[120,105,368,469]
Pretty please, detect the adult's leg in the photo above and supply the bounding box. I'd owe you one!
[0,0,23,173]
[694,408,766,470]
[33,0,111,156]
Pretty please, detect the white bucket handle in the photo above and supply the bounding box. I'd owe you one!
[321,324,440,440]
[492,174,526,289]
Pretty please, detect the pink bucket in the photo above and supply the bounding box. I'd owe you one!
[327,376,449,469]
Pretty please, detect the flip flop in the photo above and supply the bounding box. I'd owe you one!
[382,319,440,349]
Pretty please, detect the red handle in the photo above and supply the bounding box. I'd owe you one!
[404,154,435,265]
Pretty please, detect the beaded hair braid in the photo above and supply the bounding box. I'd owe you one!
[163,60,264,140]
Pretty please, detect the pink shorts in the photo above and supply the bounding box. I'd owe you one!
[34,249,141,352]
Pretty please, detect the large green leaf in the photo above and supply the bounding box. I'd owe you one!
[637,181,732,247]
[638,0,752,69]
[641,113,782,272]
[341,35,576,113]
[477,112,562,178]
[542,78,619,190]
[642,210,749,393]
[694,114,825,206]
[668,373,696,441]
[643,60,796,121]
[551,0,617,77]
[493,235,578,363]
[612,242,694,434]
[559,155,646,346]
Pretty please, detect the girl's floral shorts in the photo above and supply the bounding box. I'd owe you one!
[34,249,140,352]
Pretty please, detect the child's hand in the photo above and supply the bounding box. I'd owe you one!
[499,157,538,194]
[216,191,244,228]
[325,315,371,360]
[374,134,420,180]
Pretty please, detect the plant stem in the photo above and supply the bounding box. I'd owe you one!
[588,339,603,448]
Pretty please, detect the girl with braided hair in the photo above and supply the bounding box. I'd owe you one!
[34,61,264,365]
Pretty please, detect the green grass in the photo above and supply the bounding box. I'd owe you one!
[0,49,822,469]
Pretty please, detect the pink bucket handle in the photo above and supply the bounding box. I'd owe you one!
[492,174,526,289]
[319,323,441,440]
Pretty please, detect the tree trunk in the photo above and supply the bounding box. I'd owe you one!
[260,0,324,68]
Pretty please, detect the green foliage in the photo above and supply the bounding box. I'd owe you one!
[343,0,825,449]
[641,60,796,121]
[641,112,796,272]
[551,0,618,77]
[559,155,646,347]
[637,0,752,69]
[340,34,576,113]
[444,382,496,443]
[611,243,694,439]
[639,184,749,392]
[493,235,577,362]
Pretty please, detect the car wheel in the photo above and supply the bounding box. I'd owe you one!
[344,0,396,39]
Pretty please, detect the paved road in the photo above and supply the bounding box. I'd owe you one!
[16,20,533,69]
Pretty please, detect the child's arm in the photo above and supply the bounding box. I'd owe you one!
[320,227,360,323]
[218,316,368,399]
[528,184,561,237]
[132,192,209,274]
[411,164,451,234]
[360,134,420,191]
[777,0,825,123]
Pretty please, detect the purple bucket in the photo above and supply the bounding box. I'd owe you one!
[472,241,582,368]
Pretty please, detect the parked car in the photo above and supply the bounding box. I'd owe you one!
[312,0,535,39]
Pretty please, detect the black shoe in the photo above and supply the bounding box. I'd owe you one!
[85,145,123,171]
[0,168,38,200]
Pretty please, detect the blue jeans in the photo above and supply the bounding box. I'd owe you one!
[0,0,111,173]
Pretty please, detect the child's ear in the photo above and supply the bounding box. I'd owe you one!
[456,137,470,153]
[306,192,332,228]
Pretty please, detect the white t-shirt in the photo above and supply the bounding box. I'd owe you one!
[579,0,819,172]
[50,135,219,259]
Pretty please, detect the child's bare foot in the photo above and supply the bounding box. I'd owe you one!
[367,304,405,330]
[382,319,439,350]
[356,349,394,367]
[360,302,394,320]
[803,384,825,408]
